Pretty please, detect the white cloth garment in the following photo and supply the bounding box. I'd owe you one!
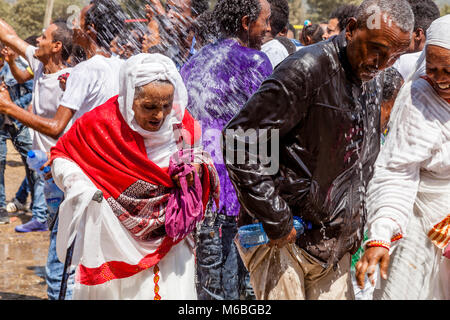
[365,15,450,299]
[25,46,72,152]
[118,53,188,167]
[59,54,124,122]
[261,39,289,69]
[392,51,421,81]
[52,158,197,300]
[52,53,196,300]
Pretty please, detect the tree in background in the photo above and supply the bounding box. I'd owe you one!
[306,0,362,22]
[289,0,307,26]
[441,4,450,16]
[0,0,86,39]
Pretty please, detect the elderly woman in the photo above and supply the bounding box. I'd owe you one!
[49,53,219,300]
[356,15,450,299]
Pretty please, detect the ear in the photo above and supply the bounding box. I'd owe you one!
[278,26,288,37]
[306,35,312,45]
[415,28,425,41]
[345,17,357,42]
[52,41,63,54]
[241,15,250,33]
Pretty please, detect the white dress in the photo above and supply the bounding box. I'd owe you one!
[365,77,450,299]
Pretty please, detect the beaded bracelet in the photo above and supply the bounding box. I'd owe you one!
[366,240,390,251]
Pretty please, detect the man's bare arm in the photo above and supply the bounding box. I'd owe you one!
[0,19,30,58]
[2,47,33,83]
[0,85,75,140]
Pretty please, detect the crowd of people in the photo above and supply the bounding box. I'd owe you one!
[0,0,448,300]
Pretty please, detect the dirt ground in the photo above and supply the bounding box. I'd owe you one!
[0,140,49,300]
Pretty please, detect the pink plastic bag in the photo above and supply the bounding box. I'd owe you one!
[165,150,203,241]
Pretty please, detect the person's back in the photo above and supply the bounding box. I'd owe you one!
[182,38,271,123]
[181,38,272,217]
[59,54,123,122]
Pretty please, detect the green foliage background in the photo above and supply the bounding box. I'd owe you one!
[0,0,86,39]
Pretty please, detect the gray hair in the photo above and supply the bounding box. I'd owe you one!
[356,0,415,33]
[134,80,173,99]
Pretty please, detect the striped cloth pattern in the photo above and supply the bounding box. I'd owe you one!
[427,214,450,249]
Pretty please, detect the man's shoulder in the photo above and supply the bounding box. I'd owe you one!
[275,40,340,79]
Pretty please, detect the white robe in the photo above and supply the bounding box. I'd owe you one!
[365,77,450,299]
[52,157,197,300]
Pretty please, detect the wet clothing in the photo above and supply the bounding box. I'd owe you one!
[181,38,272,301]
[181,38,272,217]
[225,33,383,268]
[236,240,354,300]
[25,46,71,152]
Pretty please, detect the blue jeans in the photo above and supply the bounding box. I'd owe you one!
[46,216,75,300]
[15,177,29,204]
[0,124,47,223]
[196,213,255,300]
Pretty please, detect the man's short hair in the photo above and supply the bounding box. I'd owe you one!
[85,0,127,50]
[191,0,210,17]
[407,0,440,34]
[267,0,289,37]
[382,67,404,102]
[193,10,220,45]
[52,21,74,61]
[329,4,359,32]
[214,0,262,38]
[356,0,414,33]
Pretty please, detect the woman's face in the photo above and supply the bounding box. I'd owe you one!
[426,45,450,100]
[132,81,175,132]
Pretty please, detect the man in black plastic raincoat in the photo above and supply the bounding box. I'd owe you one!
[224,0,414,300]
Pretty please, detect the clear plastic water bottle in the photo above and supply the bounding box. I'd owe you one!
[43,166,64,215]
[238,216,312,249]
[26,150,48,176]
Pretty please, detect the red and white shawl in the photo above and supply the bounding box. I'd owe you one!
[50,96,219,286]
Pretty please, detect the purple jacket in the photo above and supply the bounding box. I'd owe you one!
[181,38,273,216]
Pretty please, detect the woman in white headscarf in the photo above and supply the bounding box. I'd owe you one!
[355,15,450,300]
[49,53,219,300]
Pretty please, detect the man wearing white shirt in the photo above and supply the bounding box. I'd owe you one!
[0,20,73,237]
[44,0,126,300]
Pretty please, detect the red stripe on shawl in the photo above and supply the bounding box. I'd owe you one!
[77,237,182,286]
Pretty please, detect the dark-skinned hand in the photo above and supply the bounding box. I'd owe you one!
[355,246,390,289]
[268,226,297,249]
[172,163,202,188]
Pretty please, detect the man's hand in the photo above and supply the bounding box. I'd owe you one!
[268,227,297,249]
[1,46,18,64]
[146,0,166,18]
[0,83,13,112]
[40,153,52,180]
[355,246,390,289]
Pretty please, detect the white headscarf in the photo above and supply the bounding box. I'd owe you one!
[388,15,450,126]
[118,53,189,167]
